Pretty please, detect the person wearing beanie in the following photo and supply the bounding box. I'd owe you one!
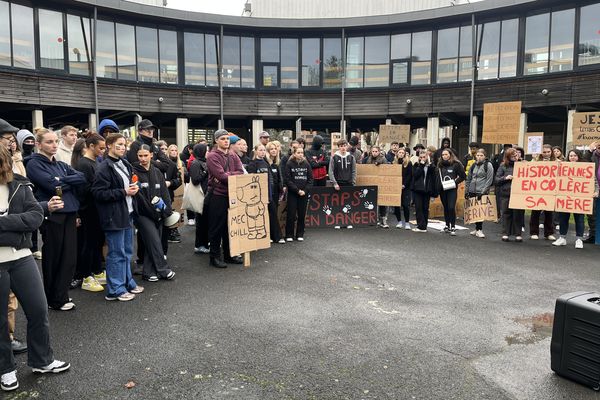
[16,129,35,164]
[97,119,119,137]
[432,137,458,166]
[304,134,329,187]
[126,119,170,173]
[229,135,250,169]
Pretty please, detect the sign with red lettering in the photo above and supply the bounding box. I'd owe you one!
[482,101,522,144]
[463,195,498,224]
[509,161,595,214]
[305,186,378,228]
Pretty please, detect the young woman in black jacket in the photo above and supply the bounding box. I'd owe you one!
[495,148,523,242]
[284,147,313,241]
[393,147,412,230]
[189,143,210,254]
[411,150,437,232]
[436,149,466,235]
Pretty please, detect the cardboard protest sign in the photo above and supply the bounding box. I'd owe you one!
[430,182,465,218]
[572,112,600,146]
[356,164,402,206]
[463,195,497,224]
[305,186,378,228]
[509,161,595,214]
[228,174,271,256]
[330,132,343,157]
[301,130,314,146]
[482,101,521,144]
[524,132,544,155]
[378,125,410,144]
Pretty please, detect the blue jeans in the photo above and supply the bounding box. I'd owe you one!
[559,212,584,238]
[104,224,138,297]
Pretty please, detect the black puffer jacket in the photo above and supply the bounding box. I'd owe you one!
[0,175,44,250]
[411,162,438,196]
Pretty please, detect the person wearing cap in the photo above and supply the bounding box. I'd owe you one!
[206,129,244,268]
[463,142,480,176]
[54,126,78,166]
[348,136,362,164]
[97,119,120,137]
[259,131,270,147]
[126,119,170,174]
[410,144,425,164]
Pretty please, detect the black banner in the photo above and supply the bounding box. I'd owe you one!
[305,186,378,228]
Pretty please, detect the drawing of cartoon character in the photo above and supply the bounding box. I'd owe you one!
[236,176,267,239]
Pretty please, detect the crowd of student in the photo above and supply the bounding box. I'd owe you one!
[0,116,597,391]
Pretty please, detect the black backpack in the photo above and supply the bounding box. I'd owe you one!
[469,161,489,176]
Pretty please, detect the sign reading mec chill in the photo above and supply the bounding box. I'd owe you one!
[509,161,596,214]
[356,164,402,206]
[482,101,522,144]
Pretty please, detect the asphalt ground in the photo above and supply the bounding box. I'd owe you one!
[7,216,600,400]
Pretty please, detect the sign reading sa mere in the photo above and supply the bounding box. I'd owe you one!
[482,101,522,145]
[572,112,600,146]
[508,161,596,214]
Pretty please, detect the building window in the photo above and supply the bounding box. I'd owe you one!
[549,9,574,73]
[96,20,116,78]
[136,26,159,83]
[437,27,459,83]
[222,35,240,87]
[524,13,550,75]
[67,15,91,76]
[38,9,64,70]
[11,3,35,69]
[116,23,136,81]
[391,33,411,85]
[205,34,219,87]
[184,32,205,86]
[301,38,319,87]
[323,38,342,88]
[458,25,473,82]
[0,1,10,67]
[281,38,298,89]
[499,19,518,78]
[364,35,389,87]
[241,37,255,88]
[159,30,178,84]
[263,64,278,87]
[578,3,600,67]
[346,37,363,88]
[411,31,431,85]
[477,21,500,80]
[260,38,280,88]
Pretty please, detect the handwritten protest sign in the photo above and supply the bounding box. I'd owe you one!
[356,164,402,206]
[378,125,410,144]
[430,182,465,218]
[330,132,343,157]
[525,132,544,154]
[463,195,497,224]
[509,161,595,214]
[482,101,521,144]
[228,174,271,256]
[305,186,378,228]
[572,112,600,146]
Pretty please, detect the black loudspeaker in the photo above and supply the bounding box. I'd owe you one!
[551,291,600,390]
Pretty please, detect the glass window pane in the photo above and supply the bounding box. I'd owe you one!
[524,13,550,75]
[11,4,35,69]
[205,34,219,87]
[0,1,11,66]
[38,9,64,70]
[391,33,411,60]
[241,37,255,88]
[136,26,159,83]
[96,21,116,78]
[323,38,342,88]
[301,38,318,87]
[437,28,459,83]
[579,3,600,66]
[282,38,298,88]
[67,15,91,76]
[116,23,136,81]
[549,9,574,72]
[499,19,518,78]
[263,65,278,87]
[346,37,363,88]
[184,32,204,86]
[411,31,431,85]
[458,25,473,82]
[223,35,240,87]
[364,35,389,87]
[477,21,500,80]
[159,30,178,84]
[261,38,279,62]
[392,61,408,84]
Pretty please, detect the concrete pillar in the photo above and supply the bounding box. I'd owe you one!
[218,119,224,130]
[426,116,440,148]
[32,110,43,129]
[340,120,347,138]
[518,113,527,148]
[176,118,188,152]
[470,115,478,143]
[566,109,576,150]
[252,119,263,148]
[385,118,392,125]
[295,118,302,138]
[88,113,98,131]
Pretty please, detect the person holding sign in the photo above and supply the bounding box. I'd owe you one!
[436,149,466,236]
[495,148,524,242]
[529,144,557,241]
[364,146,390,228]
[411,150,437,232]
[552,150,588,249]
[465,149,494,238]
[328,139,357,229]
[284,147,313,242]
[393,147,412,230]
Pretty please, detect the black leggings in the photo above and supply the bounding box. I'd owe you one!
[286,191,308,238]
[413,192,430,230]
[440,189,457,228]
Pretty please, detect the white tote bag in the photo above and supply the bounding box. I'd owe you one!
[182,183,205,214]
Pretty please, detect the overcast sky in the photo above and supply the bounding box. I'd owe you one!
[166,0,247,16]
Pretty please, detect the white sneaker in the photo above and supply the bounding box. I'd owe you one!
[475,230,485,238]
[470,230,477,236]
[187,219,196,226]
[412,228,427,233]
[334,226,341,229]
[194,246,210,254]
[396,222,403,229]
[575,239,583,249]
[552,237,567,246]
[278,239,285,244]
[286,238,293,242]
[404,223,411,230]
[1,370,18,391]
[32,251,42,260]
[346,225,353,229]
[32,360,71,374]
[539,223,544,229]
[547,235,557,241]
[297,237,304,242]
[530,235,539,240]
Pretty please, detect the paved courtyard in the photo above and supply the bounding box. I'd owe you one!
[8,220,600,399]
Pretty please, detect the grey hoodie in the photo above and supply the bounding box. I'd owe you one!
[329,151,356,185]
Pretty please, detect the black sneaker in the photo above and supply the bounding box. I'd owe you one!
[11,339,27,354]
[210,257,227,268]
[69,279,82,290]
[224,256,243,265]
[32,360,70,374]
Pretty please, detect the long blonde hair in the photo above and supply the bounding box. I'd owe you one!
[266,142,280,164]
[167,144,183,169]
[394,147,409,167]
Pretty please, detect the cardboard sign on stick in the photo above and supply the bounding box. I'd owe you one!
[463,195,498,224]
[524,132,544,155]
[356,164,402,206]
[482,101,522,144]
[572,112,600,146]
[228,174,271,256]
[378,125,410,144]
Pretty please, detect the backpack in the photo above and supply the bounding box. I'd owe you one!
[469,161,489,177]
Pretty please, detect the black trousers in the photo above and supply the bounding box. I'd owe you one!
[413,192,430,230]
[134,215,171,279]
[314,178,327,187]
[208,194,231,259]
[529,210,554,237]
[285,191,308,239]
[194,200,210,248]
[75,207,104,279]
[40,212,77,308]
[394,190,411,223]
[0,256,53,374]
[500,196,524,236]
[268,200,282,242]
[440,188,458,228]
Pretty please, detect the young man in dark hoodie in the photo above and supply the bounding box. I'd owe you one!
[432,137,458,166]
[328,139,356,229]
[304,134,329,187]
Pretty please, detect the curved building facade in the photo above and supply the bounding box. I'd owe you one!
[0,0,599,153]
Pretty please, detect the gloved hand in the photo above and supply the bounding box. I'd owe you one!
[152,196,166,212]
